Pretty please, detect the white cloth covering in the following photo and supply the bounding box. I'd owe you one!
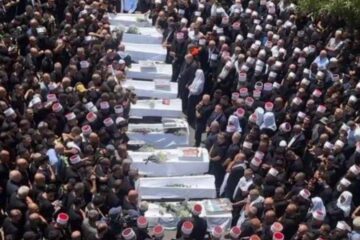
[108,13,151,27]
[122,42,166,62]
[260,112,277,131]
[144,200,232,232]
[126,63,172,80]
[127,119,190,148]
[122,79,177,98]
[130,99,182,118]
[309,197,326,217]
[136,175,216,200]
[189,69,205,96]
[226,115,242,133]
[129,148,209,177]
[336,191,353,217]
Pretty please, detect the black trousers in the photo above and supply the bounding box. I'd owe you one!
[209,161,225,196]
[171,61,182,82]
[187,95,201,127]
[195,122,206,147]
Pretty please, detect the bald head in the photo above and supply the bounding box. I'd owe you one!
[29,213,40,221]
[30,47,38,56]
[16,158,28,168]
[286,203,298,214]
[250,218,261,230]
[128,190,138,203]
[89,133,99,143]
[128,190,138,197]
[9,170,22,183]
[264,210,276,224]
[201,94,210,105]
[0,150,10,162]
[10,209,22,219]
[298,224,308,234]
[34,173,45,185]
[71,231,81,239]
[265,210,276,219]
[264,197,274,206]
[0,86,7,98]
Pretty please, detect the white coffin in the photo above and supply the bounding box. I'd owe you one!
[110,24,163,44]
[122,79,177,99]
[145,200,232,231]
[123,42,166,62]
[127,118,189,148]
[126,62,172,80]
[130,99,182,118]
[108,13,152,27]
[123,33,162,45]
[110,25,162,36]
[129,148,209,177]
[136,175,216,200]
[122,27,163,44]
[139,60,157,71]
[125,25,163,44]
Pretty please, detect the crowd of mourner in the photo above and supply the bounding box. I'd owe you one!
[0,0,360,239]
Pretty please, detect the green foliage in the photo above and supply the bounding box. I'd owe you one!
[295,0,360,26]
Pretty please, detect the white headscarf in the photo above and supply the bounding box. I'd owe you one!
[218,62,233,80]
[226,115,242,133]
[310,197,326,216]
[336,191,353,217]
[260,112,277,131]
[189,69,205,96]
[233,175,254,199]
[254,107,265,127]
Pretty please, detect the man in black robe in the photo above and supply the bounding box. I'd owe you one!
[170,31,190,82]
[177,53,198,111]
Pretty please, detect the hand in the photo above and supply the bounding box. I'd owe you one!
[90,174,96,181]
[261,163,270,170]
[26,196,34,205]
[169,51,175,57]
[99,176,108,182]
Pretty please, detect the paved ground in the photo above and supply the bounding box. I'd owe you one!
[164,230,177,239]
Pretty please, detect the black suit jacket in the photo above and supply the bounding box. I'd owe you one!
[224,163,245,200]
[177,61,198,99]
[288,133,306,156]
